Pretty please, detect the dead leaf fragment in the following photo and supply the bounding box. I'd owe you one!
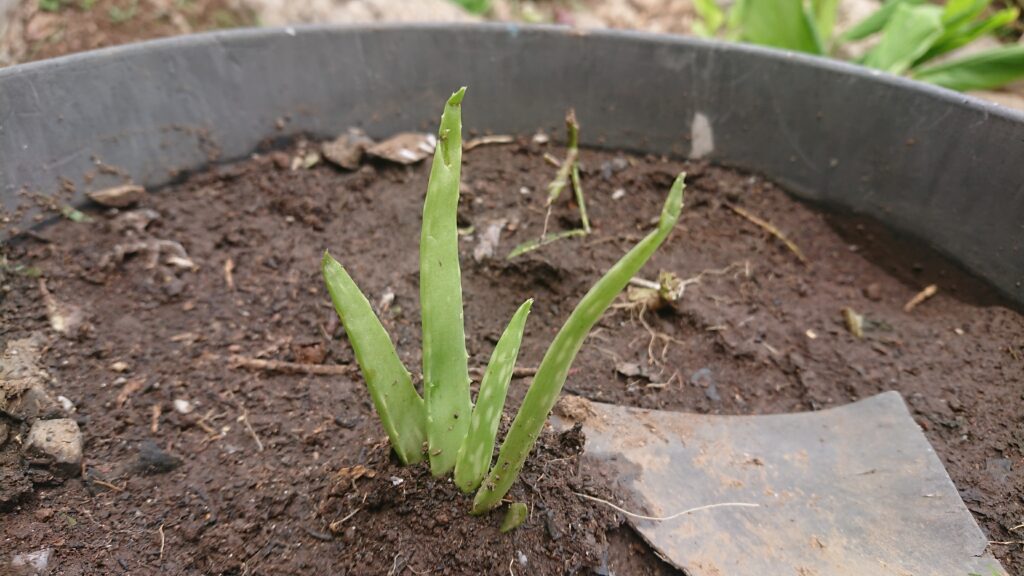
[616,362,645,378]
[473,220,506,262]
[87,184,146,208]
[366,132,436,165]
[322,128,374,170]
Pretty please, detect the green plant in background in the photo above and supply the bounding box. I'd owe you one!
[322,88,685,520]
[38,0,66,12]
[695,0,1024,92]
[450,0,492,15]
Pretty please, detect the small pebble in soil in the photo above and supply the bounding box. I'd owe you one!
[9,547,52,575]
[24,418,83,478]
[132,440,182,476]
[864,282,883,301]
[544,509,563,541]
[56,396,75,414]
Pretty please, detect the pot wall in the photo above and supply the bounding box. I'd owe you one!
[0,25,1021,303]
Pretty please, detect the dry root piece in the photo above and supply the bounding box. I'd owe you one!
[625,262,749,312]
[99,239,196,270]
[626,271,685,312]
[903,284,938,312]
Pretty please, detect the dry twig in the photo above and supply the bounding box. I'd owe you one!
[229,355,354,376]
[725,203,807,264]
[238,411,264,452]
[151,404,161,434]
[91,478,126,492]
[224,258,235,290]
[903,284,938,312]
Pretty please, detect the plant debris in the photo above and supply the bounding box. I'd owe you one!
[725,203,807,264]
[87,184,146,208]
[366,132,436,165]
[904,284,938,312]
[842,307,865,338]
[322,128,374,170]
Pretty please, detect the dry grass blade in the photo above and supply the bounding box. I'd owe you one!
[725,203,807,265]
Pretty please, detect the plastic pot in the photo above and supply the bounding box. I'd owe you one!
[1,24,1021,303]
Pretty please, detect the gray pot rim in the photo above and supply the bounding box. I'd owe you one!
[1,23,1021,305]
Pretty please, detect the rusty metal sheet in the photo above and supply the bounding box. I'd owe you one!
[559,392,1007,576]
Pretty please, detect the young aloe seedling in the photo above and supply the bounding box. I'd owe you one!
[323,88,685,520]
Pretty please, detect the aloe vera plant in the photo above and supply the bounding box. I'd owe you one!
[322,88,685,520]
[697,0,1024,92]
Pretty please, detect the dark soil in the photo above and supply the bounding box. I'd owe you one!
[1,0,256,65]
[1,135,1022,574]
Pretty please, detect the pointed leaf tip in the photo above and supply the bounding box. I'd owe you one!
[659,173,686,230]
[448,87,467,107]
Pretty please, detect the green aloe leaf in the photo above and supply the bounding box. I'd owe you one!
[322,252,426,465]
[940,0,990,29]
[913,45,1024,92]
[421,87,473,476]
[472,174,686,514]
[840,0,925,42]
[454,299,533,492]
[862,3,944,74]
[917,7,1018,65]
[734,0,824,54]
[500,502,529,532]
[809,0,841,45]
[693,0,725,37]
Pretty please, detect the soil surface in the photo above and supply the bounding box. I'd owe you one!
[0,0,256,65]
[1,135,1022,574]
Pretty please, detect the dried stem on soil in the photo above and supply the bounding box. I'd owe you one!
[90,478,126,492]
[464,135,515,150]
[228,355,354,376]
[904,284,938,312]
[238,410,264,452]
[725,203,807,264]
